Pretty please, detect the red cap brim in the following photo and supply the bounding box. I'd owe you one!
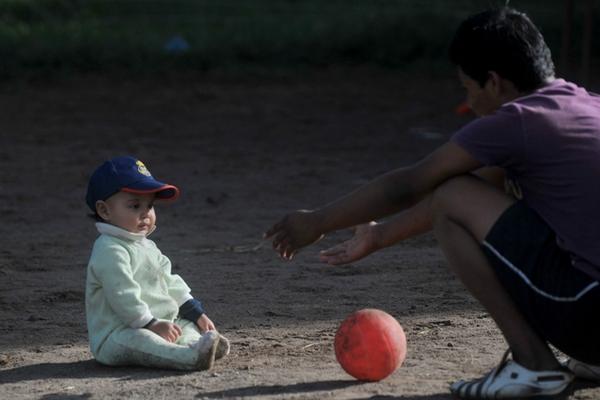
[121,184,180,201]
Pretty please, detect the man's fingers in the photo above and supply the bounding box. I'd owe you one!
[275,235,296,258]
[264,220,285,239]
[281,246,292,260]
[283,246,297,260]
[272,232,288,249]
[320,245,344,257]
[326,255,349,265]
[319,252,335,263]
[320,249,352,265]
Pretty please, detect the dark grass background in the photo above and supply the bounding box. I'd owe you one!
[0,0,597,81]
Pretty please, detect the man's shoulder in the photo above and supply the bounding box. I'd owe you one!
[517,79,599,109]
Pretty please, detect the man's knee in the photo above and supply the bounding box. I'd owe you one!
[430,175,476,219]
[430,174,514,241]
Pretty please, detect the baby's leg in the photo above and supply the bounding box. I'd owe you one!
[96,327,219,370]
[176,318,230,360]
[175,318,202,346]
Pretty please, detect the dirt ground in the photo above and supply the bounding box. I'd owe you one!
[1,67,599,399]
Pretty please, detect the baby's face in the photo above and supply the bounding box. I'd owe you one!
[98,191,157,234]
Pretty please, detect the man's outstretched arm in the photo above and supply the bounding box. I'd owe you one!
[265,141,482,259]
[318,166,504,265]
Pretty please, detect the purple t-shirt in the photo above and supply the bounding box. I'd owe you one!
[452,79,600,280]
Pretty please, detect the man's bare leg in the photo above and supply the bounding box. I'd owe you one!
[430,174,560,370]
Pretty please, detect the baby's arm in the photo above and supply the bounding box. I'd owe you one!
[179,298,216,331]
[157,251,218,331]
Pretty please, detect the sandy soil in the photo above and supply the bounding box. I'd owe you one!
[0,68,598,399]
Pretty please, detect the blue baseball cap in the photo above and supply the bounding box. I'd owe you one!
[86,156,180,212]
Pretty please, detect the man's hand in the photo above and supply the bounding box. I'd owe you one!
[147,321,182,343]
[264,210,324,260]
[196,314,216,332]
[319,222,380,265]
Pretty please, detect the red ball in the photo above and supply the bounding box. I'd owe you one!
[334,309,407,382]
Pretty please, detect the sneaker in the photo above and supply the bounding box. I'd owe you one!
[451,349,573,399]
[565,358,600,383]
[215,334,230,360]
[192,330,219,370]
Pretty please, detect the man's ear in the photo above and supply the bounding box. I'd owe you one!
[486,71,502,95]
[96,200,110,221]
[487,71,520,99]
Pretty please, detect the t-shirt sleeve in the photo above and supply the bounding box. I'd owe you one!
[451,104,525,168]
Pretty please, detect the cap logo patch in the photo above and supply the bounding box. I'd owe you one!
[136,160,152,177]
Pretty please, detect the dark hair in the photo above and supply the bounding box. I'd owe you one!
[449,7,555,92]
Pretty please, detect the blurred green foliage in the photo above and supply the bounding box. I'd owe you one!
[0,0,594,78]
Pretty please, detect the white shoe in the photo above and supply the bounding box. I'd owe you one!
[451,349,573,399]
[215,334,230,360]
[192,330,219,370]
[565,358,600,383]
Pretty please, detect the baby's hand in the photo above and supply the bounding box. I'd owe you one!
[197,314,216,332]
[147,321,182,343]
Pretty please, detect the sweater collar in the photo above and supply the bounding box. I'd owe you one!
[95,222,156,242]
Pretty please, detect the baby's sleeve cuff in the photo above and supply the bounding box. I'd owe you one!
[179,298,206,322]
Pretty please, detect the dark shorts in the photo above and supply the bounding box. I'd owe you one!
[483,201,600,364]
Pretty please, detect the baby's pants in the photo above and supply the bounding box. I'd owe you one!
[95,318,207,370]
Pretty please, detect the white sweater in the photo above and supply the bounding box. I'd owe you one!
[85,223,193,355]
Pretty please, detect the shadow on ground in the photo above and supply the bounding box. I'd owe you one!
[366,396,452,400]
[196,380,362,398]
[39,394,94,400]
[0,359,188,384]
[196,380,600,400]
[196,381,452,399]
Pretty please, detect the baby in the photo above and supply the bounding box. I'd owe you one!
[85,156,229,370]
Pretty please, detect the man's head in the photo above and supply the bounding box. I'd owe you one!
[86,156,179,233]
[449,7,555,94]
